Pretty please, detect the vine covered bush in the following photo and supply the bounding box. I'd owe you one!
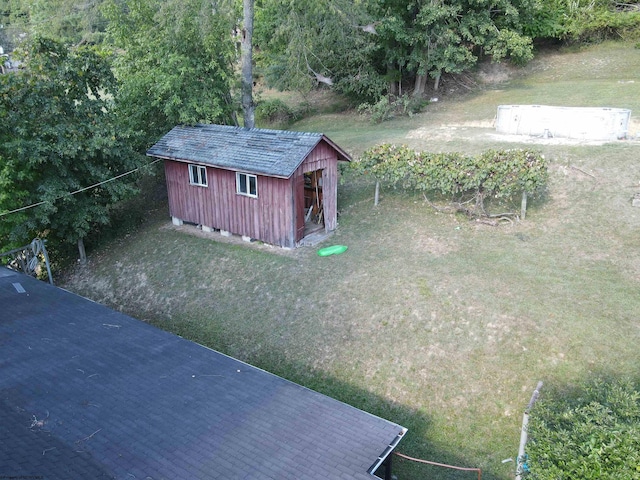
[526,378,640,479]
[353,144,548,217]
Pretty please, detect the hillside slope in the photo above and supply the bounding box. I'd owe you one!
[63,41,640,480]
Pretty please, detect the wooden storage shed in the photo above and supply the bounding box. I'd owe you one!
[147,124,351,248]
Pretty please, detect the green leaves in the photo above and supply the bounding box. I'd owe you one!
[103,0,237,149]
[255,0,383,102]
[0,38,142,252]
[372,0,535,96]
[485,30,534,65]
[354,144,548,215]
[527,378,640,480]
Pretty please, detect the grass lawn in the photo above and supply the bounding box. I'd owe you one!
[63,41,640,480]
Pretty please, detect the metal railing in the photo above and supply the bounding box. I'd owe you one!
[0,238,53,284]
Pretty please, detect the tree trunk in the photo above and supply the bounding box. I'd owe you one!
[374,180,380,206]
[413,73,427,97]
[433,72,441,91]
[388,80,398,97]
[241,0,255,129]
[387,61,398,97]
[78,238,87,264]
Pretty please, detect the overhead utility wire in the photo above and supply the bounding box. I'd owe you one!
[0,159,161,218]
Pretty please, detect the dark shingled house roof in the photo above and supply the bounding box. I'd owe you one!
[146,124,351,179]
[0,268,406,480]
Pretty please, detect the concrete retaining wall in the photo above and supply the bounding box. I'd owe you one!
[496,105,631,140]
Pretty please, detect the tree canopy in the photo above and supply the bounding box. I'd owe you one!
[255,0,536,102]
[0,37,142,254]
[374,0,534,97]
[4,0,639,107]
[253,0,638,103]
[0,0,109,48]
[354,144,548,217]
[254,0,385,102]
[102,0,239,150]
[527,378,640,479]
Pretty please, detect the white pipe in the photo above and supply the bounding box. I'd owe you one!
[515,411,530,480]
[516,381,543,480]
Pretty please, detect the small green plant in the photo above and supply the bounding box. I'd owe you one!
[357,96,394,123]
[357,95,427,123]
[486,30,535,66]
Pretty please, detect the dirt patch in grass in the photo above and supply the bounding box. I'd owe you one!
[407,121,495,143]
[476,61,519,85]
[407,122,640,146]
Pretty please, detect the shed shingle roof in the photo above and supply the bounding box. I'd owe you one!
[0,268,405,480]
[146,124,351,179]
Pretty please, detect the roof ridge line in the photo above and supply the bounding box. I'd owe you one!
[192,123,323,137]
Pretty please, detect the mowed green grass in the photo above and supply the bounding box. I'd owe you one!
[294,41,640,154]
[63,41,640,479]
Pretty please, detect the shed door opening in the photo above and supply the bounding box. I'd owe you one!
[303,169,325,235]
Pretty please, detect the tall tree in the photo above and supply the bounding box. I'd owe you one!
[0,37,142,260]
[255,0,384,103]
[103,0,238,149]
[373,0,534,94]
[241,0,255,128]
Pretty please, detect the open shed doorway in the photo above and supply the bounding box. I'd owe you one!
[304,169,325,235]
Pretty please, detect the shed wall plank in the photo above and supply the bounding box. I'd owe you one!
[165,161,295,247]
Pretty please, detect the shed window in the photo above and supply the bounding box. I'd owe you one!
[236,172,257,197]
[189,164,207,187]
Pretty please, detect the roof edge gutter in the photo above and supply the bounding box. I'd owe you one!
[367,427,408,476]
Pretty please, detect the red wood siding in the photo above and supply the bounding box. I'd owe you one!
[165,161,295,247]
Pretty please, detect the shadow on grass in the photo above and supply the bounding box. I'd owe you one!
[80,167,168,264]
[238,350,507,480]
[149,309,507,480]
